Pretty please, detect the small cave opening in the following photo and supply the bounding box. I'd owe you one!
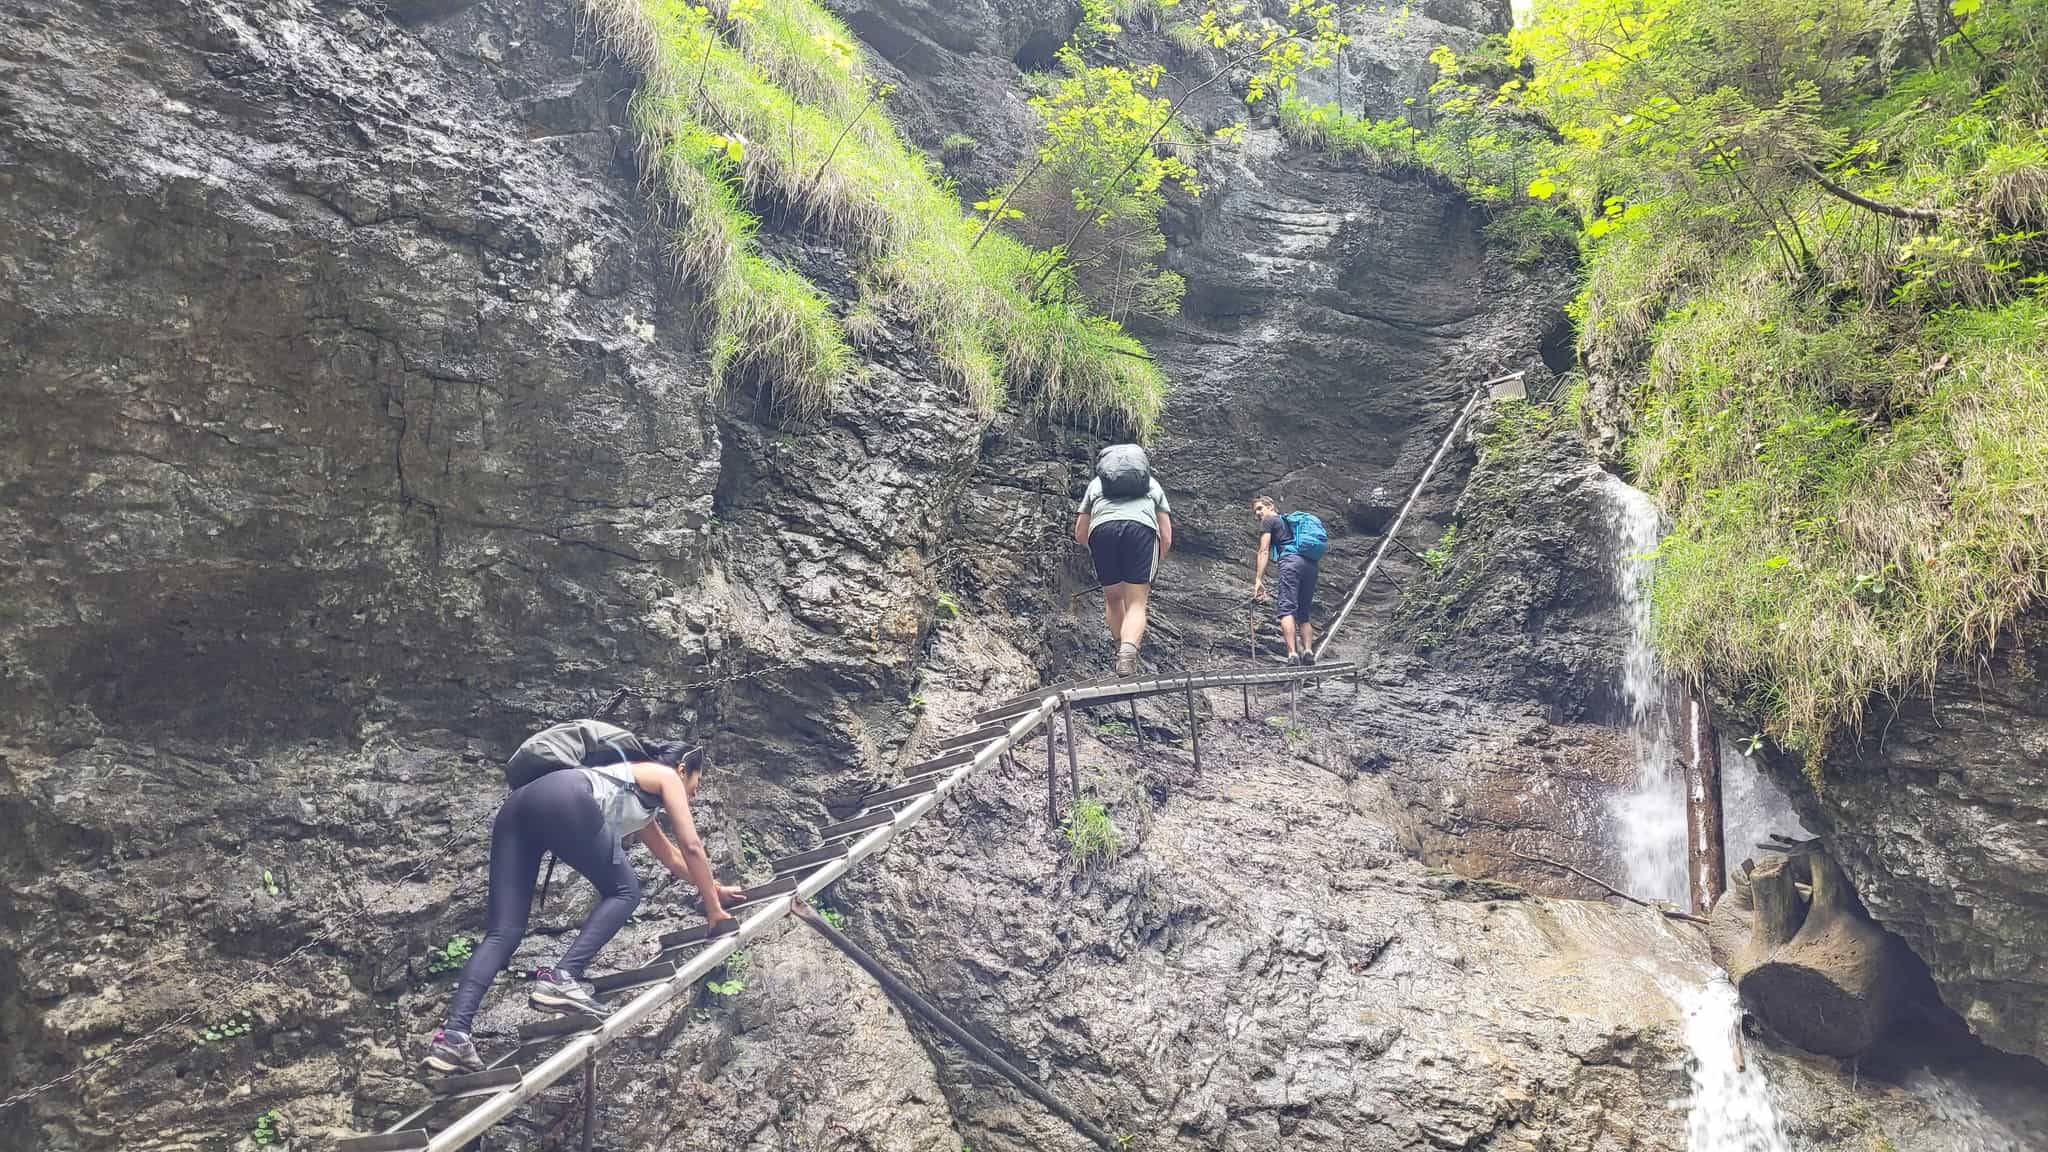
[1538,308,1576,378]
[1013,26,1069,72]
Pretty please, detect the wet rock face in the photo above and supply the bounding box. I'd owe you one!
[0,0,722,748]
[7,0,2034,1148]
[1767,615,2048,1064]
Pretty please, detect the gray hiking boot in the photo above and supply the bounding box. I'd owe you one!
[421,1030,485,1076]
[1116,643,1138,677]
[529,968,611,1018]
[1300,648,1316,667]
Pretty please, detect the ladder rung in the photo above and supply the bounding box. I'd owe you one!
[337,1131,431,1152]
[768,842,852,877]
[658,917,742,950]
[517,1014,602,1040]
[900,745,982,776]
[590,960,678,995]
[969,696,1044,725]
[857,774,944,809]
[816,807,897,841]
[429,1064,524,1098]
[936,723,1011,750]
[722,873,803,913]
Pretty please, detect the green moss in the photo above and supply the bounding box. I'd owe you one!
[591,0,1164,434]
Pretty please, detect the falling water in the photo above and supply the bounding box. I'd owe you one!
[1598,473,1689,905]
[1678,976,1794,1152]
[1600,473,1792,1152]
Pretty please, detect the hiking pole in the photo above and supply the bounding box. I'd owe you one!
[538,852,558,910]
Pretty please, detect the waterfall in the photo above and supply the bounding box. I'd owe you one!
[1598,473,1689,904]
[1599,473,1792,1152]
[1679,976,1794,1152]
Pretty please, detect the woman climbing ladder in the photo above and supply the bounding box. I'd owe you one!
[421,720,740,1075]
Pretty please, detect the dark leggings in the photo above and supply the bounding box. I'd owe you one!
[442,771,642,1035]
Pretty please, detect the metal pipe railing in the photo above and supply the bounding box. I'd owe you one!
[421,695,1064,1151]
[1311,372,1523,662]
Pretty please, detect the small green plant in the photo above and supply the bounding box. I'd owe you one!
[1061,798,1118,867]
[199,1010,256,1045]
[708,949,750,997]
[907,693,927,713]
[935,591,960,619]
[425,936,474,977]
[1421,525,1457,574]
[1114,1134,1135,1151]
[261,869,279,897]
[938,132,978,162]
[817,904,846,930]
[251,1108,285,1147]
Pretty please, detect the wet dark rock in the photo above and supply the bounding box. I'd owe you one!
[1758,613,2048,1064]
[3,0,2041,1147]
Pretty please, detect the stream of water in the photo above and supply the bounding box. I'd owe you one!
[1597,473,1793,1152]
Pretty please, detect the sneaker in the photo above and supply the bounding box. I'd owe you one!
[529,968,611,1018]
[1275,652,1299,666]
[1299,649,1316,667]
[1116,643,1138,677]
[421,1030,485,1076]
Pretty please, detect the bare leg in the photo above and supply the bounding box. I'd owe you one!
[1280,616,1299,656]
[1103,584,1127,645]
[1121,582,1153,648]
[1299,620,1315,655]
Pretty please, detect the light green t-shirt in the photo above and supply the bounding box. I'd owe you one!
[1080,475,1171,533]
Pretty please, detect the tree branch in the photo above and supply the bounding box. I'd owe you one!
[1509,851,1711,925]
[1797,156,1944,222]
[968,154,1044,253]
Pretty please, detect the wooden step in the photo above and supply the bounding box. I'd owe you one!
[429,1064,524,1099]
[900,744,983,777]
[816,807,898,842]
[517,1014,602,1041]
[856,774,945,809]
[659,917,743,950]
[590,960,678,995]
[935,723,1012,751]
[722,873,803,913]
[768,842,852,877]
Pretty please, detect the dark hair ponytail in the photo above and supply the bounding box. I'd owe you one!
[642,739,704,774]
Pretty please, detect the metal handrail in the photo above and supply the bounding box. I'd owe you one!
[361,658,1352,1150]
[1311,372,1523,662]
[419,695,1063,1151]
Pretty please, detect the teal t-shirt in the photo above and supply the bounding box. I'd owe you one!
[1080,475,1170,533]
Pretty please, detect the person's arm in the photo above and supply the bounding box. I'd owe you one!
[629,764,733,924]
[1073,511,1091,546]
[1156,510,1173,557]
[1253,531,1272,597]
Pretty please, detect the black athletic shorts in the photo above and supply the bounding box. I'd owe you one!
[1088,520,1158,587]
[1276,553,1318,620]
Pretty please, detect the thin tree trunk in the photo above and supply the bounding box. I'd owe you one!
[1681,694,1727,915]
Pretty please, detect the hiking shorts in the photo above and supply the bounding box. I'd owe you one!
[1276,553,1318,621]
[1089,519,1157,587]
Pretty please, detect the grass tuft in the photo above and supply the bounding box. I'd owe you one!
[1062,797,1119,867]
[588,0,1164,434]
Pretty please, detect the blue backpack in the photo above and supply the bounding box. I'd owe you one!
[1275,511,1328,561]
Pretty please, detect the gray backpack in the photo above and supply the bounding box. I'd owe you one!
[1096,444,1151,501]
[505,719,647,788]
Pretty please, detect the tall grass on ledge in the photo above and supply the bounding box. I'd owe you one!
[1639,279,2048,773]
[587,0,1165,437]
